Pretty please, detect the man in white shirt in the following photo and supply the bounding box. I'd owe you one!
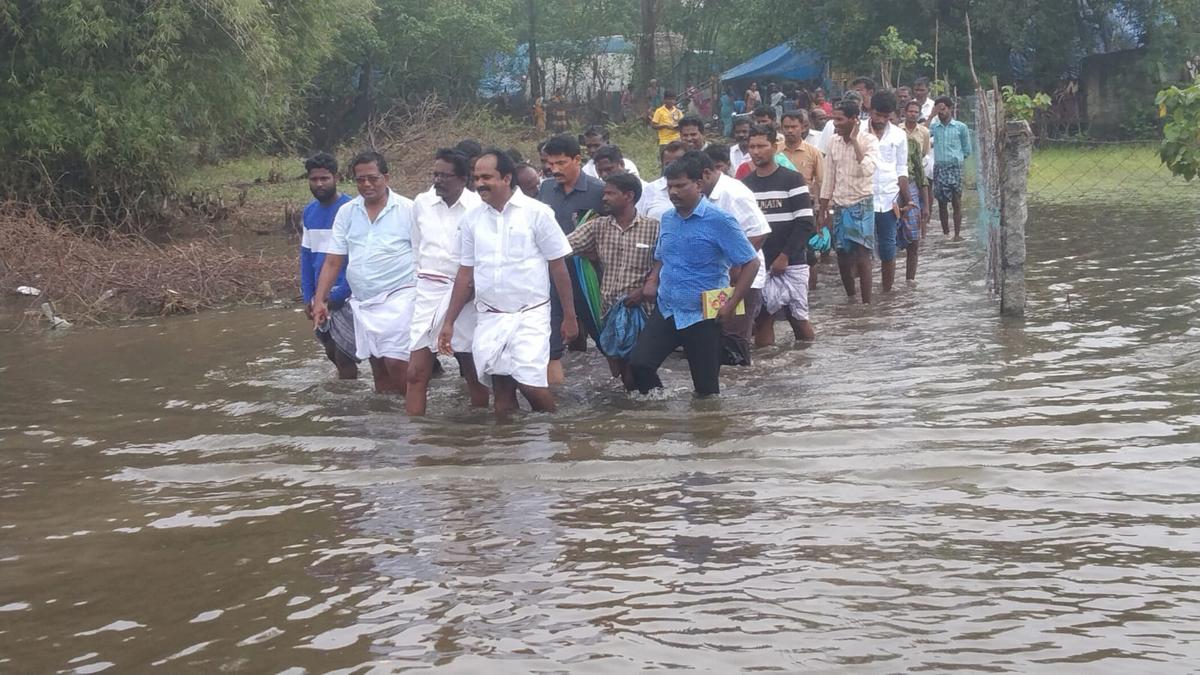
[405,148,489,416]
[439,149,577,417]
[697,148,771,366]
[581,125,640,179]
[313,151,417,394]
[863,91,910,293]
[913,77,935,123]
[637,140,687,222]
[728,117,752,176]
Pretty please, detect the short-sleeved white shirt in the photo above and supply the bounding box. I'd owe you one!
[709,174,771,289]
[920,97,935,123]
[862,122,909,213]
[460,190,573,312]
[636,177,671,222]
[327,189,416,300]
[411,187,482,278]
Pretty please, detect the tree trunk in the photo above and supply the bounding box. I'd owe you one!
[355,59,374,148]
[527,0,541,102]
[638,0,657,112]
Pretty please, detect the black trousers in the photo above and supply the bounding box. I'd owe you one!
[630,308,723,395]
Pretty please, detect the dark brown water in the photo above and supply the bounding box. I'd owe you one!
[2,207,1199,672]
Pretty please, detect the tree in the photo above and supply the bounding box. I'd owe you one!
[0,0,370,227]
[1156,77,1200,180]
[638,0,658,110]
[867,26,932,89]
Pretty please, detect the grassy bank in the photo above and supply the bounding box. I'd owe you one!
[176,117,664,219]
[1028,142,1197,205]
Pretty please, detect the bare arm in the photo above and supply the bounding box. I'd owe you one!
[437,265,474,355]
[311,253,347,328]
[642,260,663,299]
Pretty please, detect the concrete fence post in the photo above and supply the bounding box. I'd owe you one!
[1000,120,1032,317]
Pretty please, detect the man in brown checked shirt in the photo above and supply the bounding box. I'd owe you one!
[566,173,660,390]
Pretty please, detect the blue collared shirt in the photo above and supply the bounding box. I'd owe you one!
[930,117,972,166]
[655,197,757,329]
[326,189,416,300]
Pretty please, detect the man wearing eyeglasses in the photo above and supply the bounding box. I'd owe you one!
[313,151,417,394]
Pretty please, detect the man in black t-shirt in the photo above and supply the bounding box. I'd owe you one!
[741,125,817,345]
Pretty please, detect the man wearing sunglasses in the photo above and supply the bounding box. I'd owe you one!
[313,151,417,394]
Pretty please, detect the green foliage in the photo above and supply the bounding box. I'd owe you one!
[306,0,516,150]
[0,0,370,227]
[1155,78,1200,181]
[1001,86,1051,122]
[1120,108,1161,141]
[866,27,932,89]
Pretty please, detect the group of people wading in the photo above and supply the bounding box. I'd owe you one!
[298,75,972,417]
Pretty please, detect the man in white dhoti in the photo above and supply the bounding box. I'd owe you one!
[313,151,417,394]
[439,149,576,416]
[405,148,489,416]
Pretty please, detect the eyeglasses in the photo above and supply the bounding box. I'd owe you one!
[354,174,385,185]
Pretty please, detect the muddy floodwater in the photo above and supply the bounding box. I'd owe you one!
[2,206,1199,673]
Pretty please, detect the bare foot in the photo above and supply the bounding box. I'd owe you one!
[952,235,963,241]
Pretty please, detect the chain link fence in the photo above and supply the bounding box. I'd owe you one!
[1025,138,1198,206]
[961,95,1196,207]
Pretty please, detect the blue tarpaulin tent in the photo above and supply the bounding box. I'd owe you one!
[720,43,825,83]
[478,36,637,99]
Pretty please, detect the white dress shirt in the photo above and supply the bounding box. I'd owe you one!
[862,123,909,213]
[815,123,835,155]
[583,158,640,179]
[411,187,482,278]
[327,189,416,300]
[920,97,935,123]
[728,144,751,176]
[460,190,573,313]
[708,174,771,289]
[636,176,672,222]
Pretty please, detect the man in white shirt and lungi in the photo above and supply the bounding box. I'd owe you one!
[405,148,489,416]
[439,149,577,417]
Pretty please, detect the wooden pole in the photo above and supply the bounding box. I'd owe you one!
[1000,121,1031,317]
[933,14,939,88]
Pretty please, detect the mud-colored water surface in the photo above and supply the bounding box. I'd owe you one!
[2,207,1198,672]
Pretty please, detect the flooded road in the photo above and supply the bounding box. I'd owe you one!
[2,205,1199,672]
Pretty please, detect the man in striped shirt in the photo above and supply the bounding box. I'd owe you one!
[740,125,817,345]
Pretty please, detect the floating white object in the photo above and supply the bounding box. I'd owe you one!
[40,302,72,329]
[15,286,41,296]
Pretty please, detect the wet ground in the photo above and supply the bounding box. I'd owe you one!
[1,205,1198,672]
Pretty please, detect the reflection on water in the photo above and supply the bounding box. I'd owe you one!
[2,206,1199,672]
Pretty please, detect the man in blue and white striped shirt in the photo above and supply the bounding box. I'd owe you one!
[299,152,357,379]
[741,125,817,346]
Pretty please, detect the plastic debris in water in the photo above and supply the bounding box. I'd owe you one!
[15,286,41,296]
[40,302,72,330]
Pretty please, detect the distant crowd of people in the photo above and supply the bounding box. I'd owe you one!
[298,74,973,417]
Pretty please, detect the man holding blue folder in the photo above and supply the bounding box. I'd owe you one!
[630,151,760,397]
